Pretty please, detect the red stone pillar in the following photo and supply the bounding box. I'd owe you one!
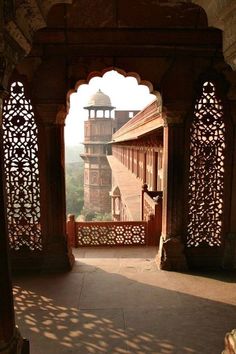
[152,151,157,191]
[156,111,187,270]
[141,183,148,220]
[223,102,236,268]
[0,90,29,353]
[37,104,74,271]
[66,214,77,248]
[143,152,147,184]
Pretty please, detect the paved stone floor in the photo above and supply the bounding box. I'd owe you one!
[13,247,236,354]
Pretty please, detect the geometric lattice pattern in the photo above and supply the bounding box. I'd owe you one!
[77,221,146,246]
[3,81,42,251]
[187,81,225,247]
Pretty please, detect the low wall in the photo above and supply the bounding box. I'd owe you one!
[67,216,149,247]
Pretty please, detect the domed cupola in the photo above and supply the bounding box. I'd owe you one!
[84,89,115,119]
[85,89,112,108]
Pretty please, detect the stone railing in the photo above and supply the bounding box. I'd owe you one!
[141,186,162,246]
[66,215,159,247]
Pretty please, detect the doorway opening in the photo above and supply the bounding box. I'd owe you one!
[65,69,156,222]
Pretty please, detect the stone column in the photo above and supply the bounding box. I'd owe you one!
[37,104,74,271]
[141,183,148,220]
[223,101,236,268]
[143,152,147,184]
[156,111,187,271]
[0,88,29,353]
[152,151,157,191]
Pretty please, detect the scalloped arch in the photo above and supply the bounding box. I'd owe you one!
[66,67,161,114]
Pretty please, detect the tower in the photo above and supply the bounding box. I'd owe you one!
[81,89,115,214]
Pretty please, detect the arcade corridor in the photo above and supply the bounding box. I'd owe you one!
[13,247,236,354]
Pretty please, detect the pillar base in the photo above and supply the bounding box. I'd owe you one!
[11,238,75,273]
[222,329,236,354]
[0,327,29,354]
[223,233,236,269]
[156,236,188,271]
[42,237,75,272]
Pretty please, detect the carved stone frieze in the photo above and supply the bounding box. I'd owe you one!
[5,21,31,54]
[0,33,26,90]
[3,0,73,59]
[15,0,46,39]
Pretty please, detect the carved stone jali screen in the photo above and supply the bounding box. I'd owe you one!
[76,221,147,246]
[187,81,225,247]
[3,81,42,251]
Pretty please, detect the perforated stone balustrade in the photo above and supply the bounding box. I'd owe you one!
[66,216,160,247]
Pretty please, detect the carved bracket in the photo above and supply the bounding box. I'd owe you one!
[162,108,186,127]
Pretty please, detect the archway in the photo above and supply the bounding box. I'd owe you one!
[1,1,236,353]
[65,68,162,247]
[65,68,157,220]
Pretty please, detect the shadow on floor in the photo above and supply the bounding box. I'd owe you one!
[184,269,236,284]
[13,259,235,354]
[73,246,158,259]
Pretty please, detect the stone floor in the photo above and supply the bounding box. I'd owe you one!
[13,247,236,354]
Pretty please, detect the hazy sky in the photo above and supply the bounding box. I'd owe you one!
[65,70,156,145]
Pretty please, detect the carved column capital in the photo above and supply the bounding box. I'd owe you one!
[162,104,189,127]
[163,114,184,127]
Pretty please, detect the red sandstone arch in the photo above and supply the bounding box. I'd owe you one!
[66,67,161,116]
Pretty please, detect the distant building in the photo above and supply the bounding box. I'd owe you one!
[80,89,139,214]
[108,98,163,221]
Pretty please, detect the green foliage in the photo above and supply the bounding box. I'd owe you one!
[65,161,84,217]
[92,212,112,221]
[81,208,112,221]
[65,144,112,221]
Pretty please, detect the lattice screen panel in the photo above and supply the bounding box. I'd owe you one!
[3,81,42,250]
[187,81,225,247]
[77,222,146,246]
